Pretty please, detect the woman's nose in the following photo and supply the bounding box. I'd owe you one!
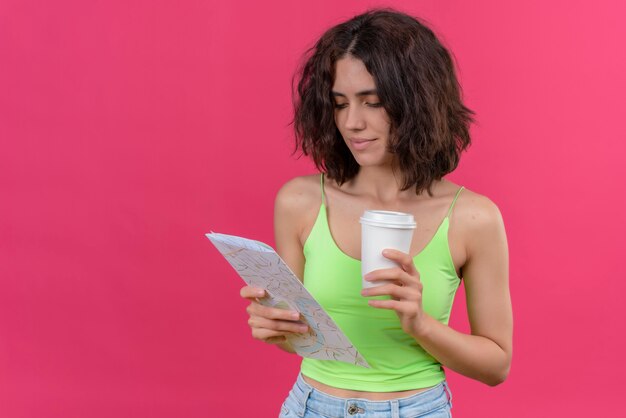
[344,105,366,130]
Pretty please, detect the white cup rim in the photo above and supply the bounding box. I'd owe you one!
[360,210,416,229]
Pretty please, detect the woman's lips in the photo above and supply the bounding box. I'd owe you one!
[350,138,377,151]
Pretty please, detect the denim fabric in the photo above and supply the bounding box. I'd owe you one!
[279,373,452,418]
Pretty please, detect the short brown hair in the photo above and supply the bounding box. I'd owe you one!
[291,8,475,195]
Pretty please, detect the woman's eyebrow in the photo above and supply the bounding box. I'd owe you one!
[331,89,378,97]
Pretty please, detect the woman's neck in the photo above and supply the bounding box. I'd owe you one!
[345,165,437,204]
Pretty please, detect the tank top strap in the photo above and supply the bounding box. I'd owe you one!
[446,186,465,218]
[320,172,326,206]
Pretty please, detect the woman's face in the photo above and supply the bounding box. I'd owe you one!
[332,56,393,168]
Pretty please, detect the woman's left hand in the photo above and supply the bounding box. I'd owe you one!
[360,248,430,338]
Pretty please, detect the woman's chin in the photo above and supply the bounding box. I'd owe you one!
[351,154,394,168]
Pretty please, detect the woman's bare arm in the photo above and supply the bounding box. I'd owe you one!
[239,177,317,353]
[411,194,512,385]
[272,177,318,353]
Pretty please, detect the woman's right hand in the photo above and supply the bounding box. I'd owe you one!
[240,285,309,345]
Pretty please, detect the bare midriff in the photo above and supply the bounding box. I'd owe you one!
[302,374,434,401]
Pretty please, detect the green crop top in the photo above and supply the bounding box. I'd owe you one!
[300,173,463,392]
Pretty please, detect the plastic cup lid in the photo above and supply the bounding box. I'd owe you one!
[359,210,416,229]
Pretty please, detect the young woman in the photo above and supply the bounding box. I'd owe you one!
[240,8,512,417]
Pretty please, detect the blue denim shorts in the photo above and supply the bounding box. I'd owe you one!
[279,373,453,418]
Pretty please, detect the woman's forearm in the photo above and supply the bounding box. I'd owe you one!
[411,315,511,386]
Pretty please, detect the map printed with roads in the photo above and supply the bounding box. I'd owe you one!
[207,232,369,368]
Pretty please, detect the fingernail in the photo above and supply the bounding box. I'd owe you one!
[255,290,265,297]
[382,249,390,256]
[291,312,300,320]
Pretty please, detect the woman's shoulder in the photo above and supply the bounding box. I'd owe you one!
[275,174,322,209]
[451,184,507,250]
[454,185,504,225]
[274,174,323,232]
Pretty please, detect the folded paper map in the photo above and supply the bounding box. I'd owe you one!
[206,232,369,368]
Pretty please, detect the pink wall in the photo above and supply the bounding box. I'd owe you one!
[1,0,625,416]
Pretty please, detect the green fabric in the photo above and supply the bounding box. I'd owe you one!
[300,173,463,392]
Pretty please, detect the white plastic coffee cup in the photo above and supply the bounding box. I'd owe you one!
[359,210,416,289]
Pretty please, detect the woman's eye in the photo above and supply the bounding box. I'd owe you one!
[333,102,382,109]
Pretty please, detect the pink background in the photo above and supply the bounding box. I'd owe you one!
[1,0,625,416]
